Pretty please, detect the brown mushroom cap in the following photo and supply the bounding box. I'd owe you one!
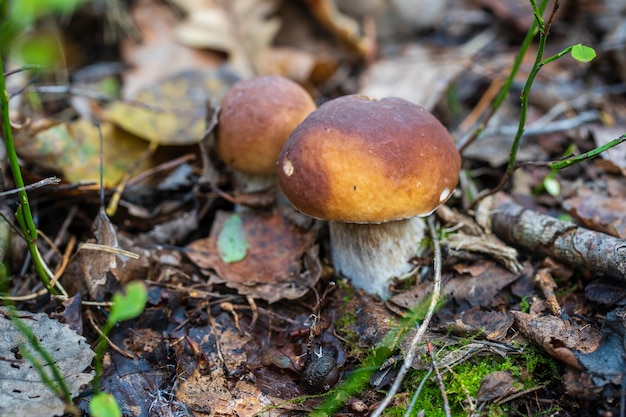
[215,75,316,176]
[277,95,461,223]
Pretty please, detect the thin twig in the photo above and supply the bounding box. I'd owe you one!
[86,310,135,359]
[370,216,443,417]
[0,176,60,197]
[79,242,140,259]
[428,341,451,417]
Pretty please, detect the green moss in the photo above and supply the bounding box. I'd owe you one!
[380,344,559,416]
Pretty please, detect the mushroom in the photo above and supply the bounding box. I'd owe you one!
[276,95,461,298]
[215,75,317,193]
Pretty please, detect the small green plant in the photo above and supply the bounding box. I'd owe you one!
[461,0,625,206]
[1,0,87,293]
[90,281,148,416]
[519,296,531,313]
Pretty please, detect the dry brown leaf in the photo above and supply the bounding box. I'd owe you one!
[121,0,223,98]
[444,260,522,308]
[186,211,319,303]
[79,208,119,300]
[512,311,602,370]
[359,30,494,110]
[563,187,626,238]
[444,308,514,341]
[476,371,515,402]
[174,0,281,77]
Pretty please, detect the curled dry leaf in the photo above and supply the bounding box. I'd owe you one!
[512,311,602,370]
[304,0,374,59]
[79,208,119,300]
[445,308,514,341]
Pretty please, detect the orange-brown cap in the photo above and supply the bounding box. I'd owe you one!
[215,75,316,176]
[277,95,461,223]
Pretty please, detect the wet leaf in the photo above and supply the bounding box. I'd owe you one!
[217,214,249,263]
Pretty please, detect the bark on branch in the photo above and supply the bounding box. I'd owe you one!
[491,194,626,281]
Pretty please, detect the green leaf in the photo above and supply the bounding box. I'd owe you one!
[90,393,122,417]
[217,214,248,263]
[109,281,147,324]
[571,44,596,62]
[543,177,561,197]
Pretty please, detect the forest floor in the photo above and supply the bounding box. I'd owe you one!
[1,0,626,416]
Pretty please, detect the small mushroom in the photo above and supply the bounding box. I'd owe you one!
[215,75,317,193]
[277,95,461,298]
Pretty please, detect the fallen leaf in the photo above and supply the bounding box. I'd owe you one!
[359,30,494,110]
[120,0,224,98]
[442,308,514,341]
[174,0,281,77]
[476,371,515,402]
[574,309,626,387]
[585,278,626,307]
[14,120,153,188]
[445,261,522,309]
[186,211,318,303]
[104,69,238,145]
[0,307,95,417]
[563,188,626,238]
[217,214,249,263]
[512,312,602,370]
[79,208,119,300]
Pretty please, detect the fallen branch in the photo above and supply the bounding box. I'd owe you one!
[491,193,626,281]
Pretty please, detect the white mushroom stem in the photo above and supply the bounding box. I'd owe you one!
[329,217,428,298]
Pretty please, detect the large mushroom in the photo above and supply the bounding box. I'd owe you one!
[277,95,461,298]
[216,75,316,193]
